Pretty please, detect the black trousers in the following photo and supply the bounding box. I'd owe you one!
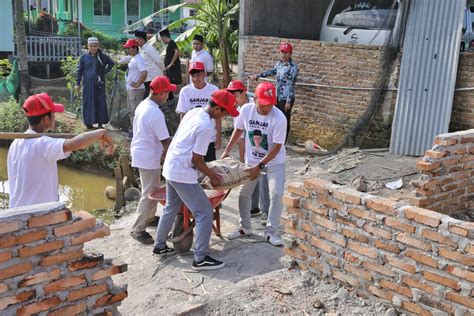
[276,98,295,142]
[204,142,216,162]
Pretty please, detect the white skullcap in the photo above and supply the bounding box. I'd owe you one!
[87,37,99,44]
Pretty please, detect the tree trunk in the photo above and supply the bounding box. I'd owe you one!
[14,0,31,98]
[219,37,231,88]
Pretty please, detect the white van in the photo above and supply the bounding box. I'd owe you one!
[461,4,474,51]
[320,0,403,46]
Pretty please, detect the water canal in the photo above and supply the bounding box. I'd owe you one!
[0,147,115,212]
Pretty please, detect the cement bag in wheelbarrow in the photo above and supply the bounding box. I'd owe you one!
[198,157,252,190]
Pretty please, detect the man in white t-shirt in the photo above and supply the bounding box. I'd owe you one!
[119,39,148,138]
[221,82,287,246]
[7,93,114,208]
[153,89,239,271]
[177,61,220,161]
[191,34,213,77]
[130,76,175,244]
[134,31,166,99]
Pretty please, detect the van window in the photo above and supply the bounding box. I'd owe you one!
[327,0,399,30]
[471,6,474,30]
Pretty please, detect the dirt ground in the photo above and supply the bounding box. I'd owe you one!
[85,147,421,315]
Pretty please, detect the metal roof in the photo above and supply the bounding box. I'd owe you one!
[390,0,465,156]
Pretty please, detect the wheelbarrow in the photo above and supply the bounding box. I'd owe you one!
[149,187,231,253]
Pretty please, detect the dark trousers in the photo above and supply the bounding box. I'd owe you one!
[204,142,216,162]
[143,81,151,100]
[276,98,295,142]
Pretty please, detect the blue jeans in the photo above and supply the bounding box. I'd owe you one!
[251,177,270,213]
[155,180,213,262]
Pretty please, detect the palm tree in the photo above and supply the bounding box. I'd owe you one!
[14,0,31,97]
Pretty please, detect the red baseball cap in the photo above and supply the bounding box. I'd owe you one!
[211,89,239,117]
[123,39,139,48]
[22,93,64,117]
[227,80,247,92]
[150,76,177,94]
[280,42,293,53]
[189,61,205,74]
[255,82,277,106]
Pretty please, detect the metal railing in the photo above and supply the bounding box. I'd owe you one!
[23,36,82,62]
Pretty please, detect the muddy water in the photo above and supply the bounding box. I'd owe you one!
[0,147,114,212]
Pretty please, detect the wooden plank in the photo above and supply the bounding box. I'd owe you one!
[0,133,76,140]
[114,166,125,210]
[120,155,138,188]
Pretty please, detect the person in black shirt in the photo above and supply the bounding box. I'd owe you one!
[159,29,182,100]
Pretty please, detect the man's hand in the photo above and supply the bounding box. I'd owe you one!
[220,149,230,160]
[132,82,140,88]
[215,138,221,150]
[166,64,172,70]
[209,172,222,188]
[99,133,114,155]
[245,165,261,180]
[285,102,292,111]
[75,85,81,96]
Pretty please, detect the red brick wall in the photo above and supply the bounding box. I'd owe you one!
[411,129,474,215]
[282,180,474,315]
[0,204,127,315]
[241,36,474,148]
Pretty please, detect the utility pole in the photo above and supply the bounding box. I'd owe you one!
[14,0,31,99]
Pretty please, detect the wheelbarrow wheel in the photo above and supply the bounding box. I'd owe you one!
[171,213,194,253]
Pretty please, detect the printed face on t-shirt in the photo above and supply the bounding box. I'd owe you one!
[248,129,268,158]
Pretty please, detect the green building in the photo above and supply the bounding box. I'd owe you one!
[55,0,183,38]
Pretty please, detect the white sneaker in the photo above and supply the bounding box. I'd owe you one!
[227,229,252,240]
[265,233,283,247]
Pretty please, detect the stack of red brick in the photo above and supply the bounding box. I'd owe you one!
[282,178,473,315]
[411,129,474,215]
[0,203,127,315]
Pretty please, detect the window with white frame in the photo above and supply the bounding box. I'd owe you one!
[153,0,170,29]
[94,0,111,24]
[127,0,140,24]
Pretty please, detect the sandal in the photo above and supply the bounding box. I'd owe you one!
[130,231,154,244]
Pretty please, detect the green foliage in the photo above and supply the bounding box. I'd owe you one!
[0,99,28,134]
[60,22,127,52]
[0,60,12,78]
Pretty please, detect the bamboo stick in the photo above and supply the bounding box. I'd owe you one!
[0,133,77,140]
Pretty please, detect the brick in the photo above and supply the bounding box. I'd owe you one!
[287,207,307,219]
[20,268,61,287]
[341,227,369,243]
[365,198,398,215]
[446,291,474,309]
[283,195,300,207]
[445,265,474,283]
[405,249,437,268]
[420,229,457,248]
[303,201,328,216]
[320,230,346,247]
[384,255,416,273]
[284,247,307,261]
[362,261,396,277]
[93,291,128,307]
[0,283,7,293]
[362,224,391,239]
[374,240,400,254]
[423,271,460,290]
[344,263,371,281]
[396,233,431,251]
[367,285,393,302]
[0,230,49,249]
[41,249,84,267]
[419,295,455,315]
[416,160,441,171]
[0,221,20,235]
[333,270,359,287]
[348,241,377,259]
[44,276,86,294]
[425,150,448,159]
[0,290,36,310]
[384,217,415,233]
[68,283,108,301]
[403,206,444,228]
[309,236,336,254]
[317,195,344,211]
[448,224,469,237]
[311,215,337,231]
[285,227,307,241]
[409,196,435,207]
[332,189,361,205]
[380,279,412,298]
[461,135,474,144]
[402,301,433,316]
[69,253,104,272]
[402,276,437,295]
[434,137,457,146]
[344,252,361,264]
[28,210,72,228]
[304,178,331,195]
[0,251,11,263]
[0,263,33,280]
[439,247,474,266]
[281,215,296,229]
[298,243,319,258]
[347,207,376,222]
[54,211,97,237]
[70,225,110,246]
[466,244,474,255]
[17,297,61,316]
[300,222,313,233]
[287,182,310,198]
[49,302,87,316]
[309,260,324,272]
[19,240,64,257]
[334,215,358,227]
